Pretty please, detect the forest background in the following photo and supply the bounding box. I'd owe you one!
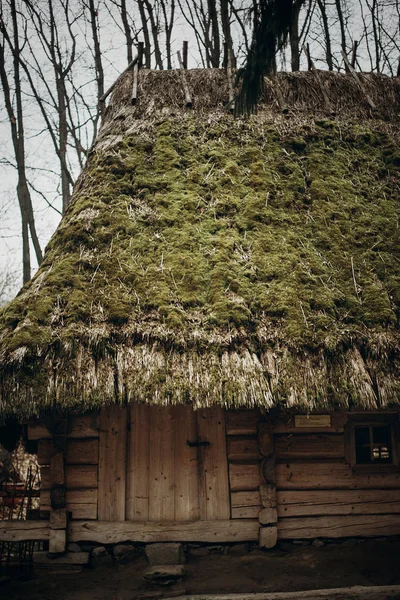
[0,0,399,302]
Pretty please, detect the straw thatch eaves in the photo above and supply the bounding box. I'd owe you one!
[0,69,399,418]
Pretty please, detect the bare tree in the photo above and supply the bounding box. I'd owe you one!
[0,0,43,283]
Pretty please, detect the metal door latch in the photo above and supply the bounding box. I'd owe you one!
[187,440,210,447]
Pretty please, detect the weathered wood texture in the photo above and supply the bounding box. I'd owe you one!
[69,519,259,543]
[278,514,400,539]
[197,407,230,520]
[229,463,263,492]
[0,521,50,542]
[274,414,400,541]
[231,491,262,519]
[275,434,345,459]
[41,465,98,490]
[127,405,229,522]
[126,403,150,521]
[38,439,99,465]
[276,462,400,489]
[226,410,261,435]
[273,412,348,434]
[28,413,99,440]
[40,489,97,520]
[277,490,400,517]
[226,410,263,520]
[98,406,127,521]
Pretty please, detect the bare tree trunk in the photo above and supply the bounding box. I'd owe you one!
[120,0,134,63]
[0,0,43,283]
[207,0,220,67]
[137,0,152,67]
[87,0,105,118]
[290,0,306,71]
[316,0,333,70]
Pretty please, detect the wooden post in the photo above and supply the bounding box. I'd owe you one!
[397,56,400,78]
[100,54,139,103]
[302,45,334,115]
[351,40,359,69]
[258,422,277,548]
[177,50,192,108]
[182,41,188,69]
[48,417,68,555]
[341,49,376,110]
[131,43,144,106]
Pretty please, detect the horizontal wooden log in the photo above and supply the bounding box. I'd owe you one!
[33,551,89,565]
[278,514,400,539]
[226,410,261,436]
[28,413,99,441]
[69,519,259,544]
[275,434,345,460]
[0,520,50,542]
[229,462,263,492]
[40,488,97,520]
[276,462,400,490]
[38,439,99,466]
[227,437,260,461]
[231,491,262,519]
[41,465,98,490]
[273,412,348,434]
[277,489,400,517]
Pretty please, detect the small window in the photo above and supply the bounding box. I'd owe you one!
[345,414,399,471]
[354,424,392,464]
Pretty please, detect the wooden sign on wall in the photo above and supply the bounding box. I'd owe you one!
[294,415,331,428]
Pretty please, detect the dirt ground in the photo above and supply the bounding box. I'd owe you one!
[3,539,400,600]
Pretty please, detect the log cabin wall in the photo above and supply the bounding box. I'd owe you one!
[29,406,400,544]
[274,411,400,539]
[33,414,99,520]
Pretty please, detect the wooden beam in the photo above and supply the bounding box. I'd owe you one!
[278,514,400,539]
[276,461,400,490]
[0,521,50,542]
[69,519,259,544]
[29,413,99,440]
[226,410,261,436]
[277,489,400,517]
[100,55,139,103]
[275,433,345,460]
[229,462,262,492]
[177,50,192,108]
[182,41,188,69]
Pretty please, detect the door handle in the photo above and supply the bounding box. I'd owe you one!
[187,440,210,448]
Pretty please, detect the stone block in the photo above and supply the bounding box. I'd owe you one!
[113,544,138,564]
[143,565,186,581]
[145,543,185,566]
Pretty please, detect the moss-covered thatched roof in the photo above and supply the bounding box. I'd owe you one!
[1,69,399,418]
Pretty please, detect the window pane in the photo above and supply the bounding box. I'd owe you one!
[373,425,390,444]
[356,444,371,464]
[355,426,369,446]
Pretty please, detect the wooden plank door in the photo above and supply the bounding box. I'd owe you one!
[126,405,230,522]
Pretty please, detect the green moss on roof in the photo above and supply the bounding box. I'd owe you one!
[0,70,399,416]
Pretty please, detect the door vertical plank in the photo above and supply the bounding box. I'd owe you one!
[173,405,200,521]
[149,406,175,521]
[98,405,127,522]
[126,404,150,521]
[197,407,230,521]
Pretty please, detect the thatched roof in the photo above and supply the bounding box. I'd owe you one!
[1,69,399,418]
